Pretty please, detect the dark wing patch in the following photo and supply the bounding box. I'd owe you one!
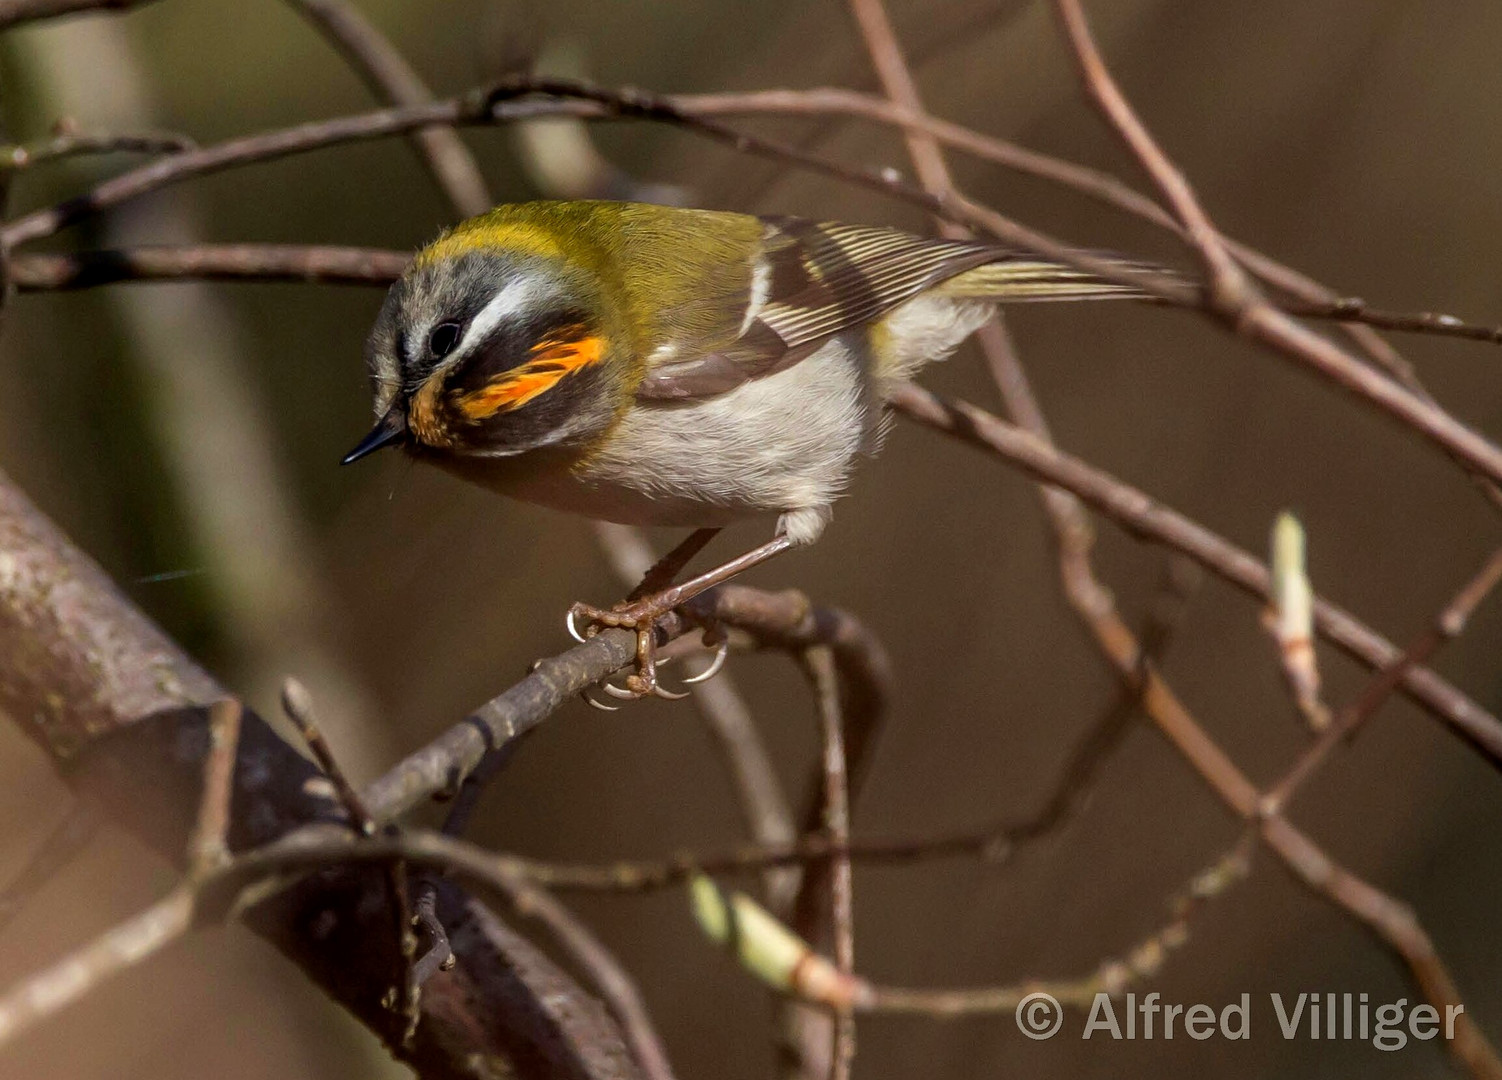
[751,217,1000,351]
[635,217,1006,402]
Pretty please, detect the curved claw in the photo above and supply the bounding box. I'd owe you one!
[650,682,691,701]
[602,679,640,700]
[682,638,730,685]
[566,608,589,645]
[580,688,620,712]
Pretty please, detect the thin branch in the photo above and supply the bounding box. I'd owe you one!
[1052,0,1244,293]
[1266,543,1502,812]
[8,243,409,290]
[1053,0,1502,505]
[1037,529,1501,1078]
[0,886,195,1046]
[0,77,1193,303]
[4,83,1500,351]
[362,625,653,820]
[364,587,887,824]
[887,382,1502,766]
[235,826,1246,1024]
[283,0,490,217]
[0,96,485,248]
[865,835,1252,1016]
[0,800,100,935]
[0,696,240,1050]
[684,88,1502,351]
[0,0,159,31]
[187,698,243,875]
[162,824,676,1080]
[2,128,194,169]
[281,677,421,1046]
[280,677,374,832]
[681,587,893,811]
[847,0,953,200]
[1259,816,1502,1079]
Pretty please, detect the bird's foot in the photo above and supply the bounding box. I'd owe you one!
[567,595,728,705]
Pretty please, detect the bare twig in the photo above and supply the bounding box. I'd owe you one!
[187,698,243,875]
[0,695,239,1049]
[1031,15,1502,1071]
[681,588,893,808]
[283,0,490,217]
[847,0,953,202]
[866,835,1253,1016]
[0,800,100,935]
[280,676,374,832]
[363,586,887,824]
[887,382,1502,765]
[219,824,675,1080]
[1260,816,1501,1079]
[1052,0,1243,292]
[0,0,158,31]
[5,81,1501,352]
[1266,543,1502,812]
[238,822,1243,1024]
[0,96,485,248]
[7,244,409,289]
[1053,0,1502,507]
[281,676,421,1046]
[0,886,196,1046]
[2,128,194,169]
[1036,538,1501,1077]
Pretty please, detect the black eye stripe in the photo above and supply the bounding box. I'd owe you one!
[444,307,598,385]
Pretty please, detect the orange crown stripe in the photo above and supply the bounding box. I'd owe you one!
[455,335,604,419]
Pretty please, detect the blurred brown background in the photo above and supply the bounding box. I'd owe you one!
[1,0,1501,1077]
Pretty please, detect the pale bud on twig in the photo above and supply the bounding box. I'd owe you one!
[1266,511,1329,731]
[688,874,868,1009]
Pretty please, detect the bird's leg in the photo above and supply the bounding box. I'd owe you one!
[627,527,721,601]
[570,531,796,700]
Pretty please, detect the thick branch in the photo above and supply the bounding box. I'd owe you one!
[0,469,646,1080]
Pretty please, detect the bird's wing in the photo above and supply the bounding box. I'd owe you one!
[635,216,1138,401]
[635,217,1000,401]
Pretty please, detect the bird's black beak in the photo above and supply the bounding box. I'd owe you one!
[341,409,407,465]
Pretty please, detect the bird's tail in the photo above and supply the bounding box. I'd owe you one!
[868,252,1178,387]
[933,255,1170,302]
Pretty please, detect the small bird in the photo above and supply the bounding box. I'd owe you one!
[346,200,1143,697]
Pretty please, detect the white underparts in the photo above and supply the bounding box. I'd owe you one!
[874,293,994,385]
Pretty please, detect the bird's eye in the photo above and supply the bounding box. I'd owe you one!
[428,322,462,359]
